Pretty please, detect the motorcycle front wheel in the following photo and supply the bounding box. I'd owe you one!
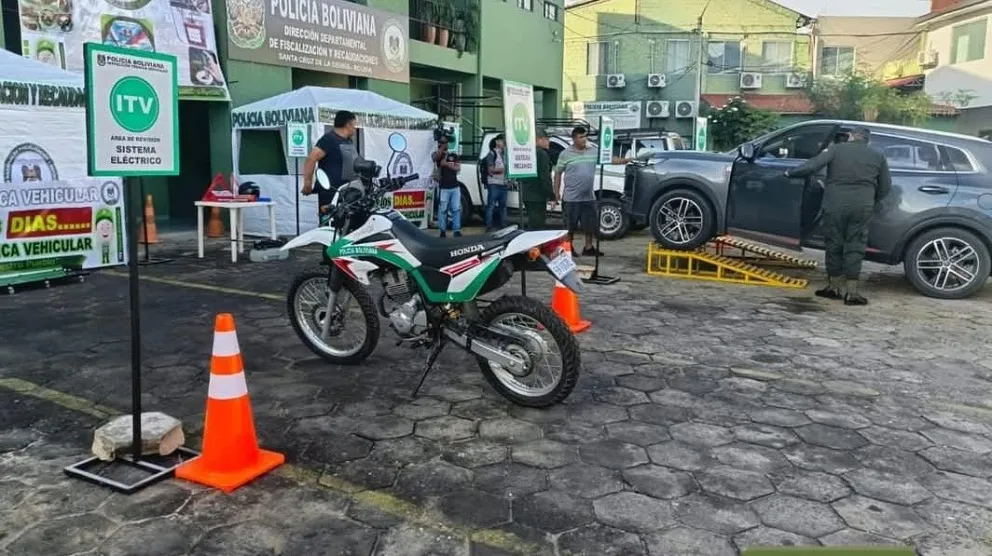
[476,295,581,408]
[287,268,380,365]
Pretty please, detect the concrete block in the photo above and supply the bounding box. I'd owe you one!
[91,412,185,461]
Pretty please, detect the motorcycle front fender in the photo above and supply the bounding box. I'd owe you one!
[281,227,336,251]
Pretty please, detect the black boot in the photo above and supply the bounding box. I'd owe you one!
[843,279,868,306]
[814,277,843,300]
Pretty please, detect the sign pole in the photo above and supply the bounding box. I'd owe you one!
[137,178,172,265]
[286,122,310,236]
[124,176,144,461]
[502,81,538,298]
[584,116,619,286]
[294,158,300,236]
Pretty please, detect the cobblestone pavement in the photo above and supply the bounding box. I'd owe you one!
[2,227,992,556]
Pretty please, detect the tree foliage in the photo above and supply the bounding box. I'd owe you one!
[807,72,933,126]
[705,97,780,151]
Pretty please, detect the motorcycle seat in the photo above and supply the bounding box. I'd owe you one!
[390,219,523,269]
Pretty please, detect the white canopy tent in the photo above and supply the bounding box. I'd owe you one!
[230,86,439,236]
[0,47,83,88]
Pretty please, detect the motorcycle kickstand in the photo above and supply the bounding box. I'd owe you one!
[411,336,446,398]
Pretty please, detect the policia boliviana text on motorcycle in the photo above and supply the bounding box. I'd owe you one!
[785,126,892,306]
[280,154,584,408]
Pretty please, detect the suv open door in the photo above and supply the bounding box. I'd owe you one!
[725,124,837,250]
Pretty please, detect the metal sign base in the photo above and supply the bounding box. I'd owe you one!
[583,273,620,285]
[138,257,173,266]
[64,446,200,494]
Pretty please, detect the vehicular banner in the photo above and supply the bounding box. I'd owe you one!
[17,0,229,100]
[0,178,128,284]
[362,128,433,229]
[568,101,642,130]
[225,0,409,83]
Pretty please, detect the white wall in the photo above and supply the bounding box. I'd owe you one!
[923,9,992,108]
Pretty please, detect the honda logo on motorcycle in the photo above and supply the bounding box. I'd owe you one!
[449,244,484,257]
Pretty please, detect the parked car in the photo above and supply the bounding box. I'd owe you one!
[625,119,992,299]
[452,129,684,238]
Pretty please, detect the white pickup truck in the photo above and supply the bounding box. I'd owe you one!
[450,130,686,239]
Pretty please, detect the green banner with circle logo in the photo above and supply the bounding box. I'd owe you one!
[286,122,310,158]
[598,116,615,165]
[501,80,537,179]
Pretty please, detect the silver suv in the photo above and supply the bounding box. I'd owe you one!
[624,119,992,299]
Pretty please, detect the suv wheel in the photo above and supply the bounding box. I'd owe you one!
[598,198,630,240]
[649,189,715,250]
[904,227,990,299]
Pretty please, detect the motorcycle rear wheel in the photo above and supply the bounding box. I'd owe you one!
[476,295,580,408]
[287,268,380,365]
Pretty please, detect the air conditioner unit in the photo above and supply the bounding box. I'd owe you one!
[646,100,670,118]
[647,73,667,88]
[740,72,763,89]
[606,74,627,88]
[785,73,807,89]
[917,50,938,68]
[674,100,696,119]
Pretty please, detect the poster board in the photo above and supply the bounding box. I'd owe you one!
[502,80,537,179]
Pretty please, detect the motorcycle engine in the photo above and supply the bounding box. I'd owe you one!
[380,271,428,338]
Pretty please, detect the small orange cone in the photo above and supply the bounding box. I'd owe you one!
[175,314,285,493]
[138,195,159,244]
[550,242,591,334]
[206,207,225,238]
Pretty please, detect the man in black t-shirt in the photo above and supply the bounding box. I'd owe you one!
[431,138,461,237]
[302,110,360,226]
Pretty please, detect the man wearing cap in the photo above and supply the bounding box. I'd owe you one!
[520,129,555,229]
[785,126,891,305]
[554,126,631,256]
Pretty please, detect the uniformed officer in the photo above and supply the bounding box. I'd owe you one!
[784,127,892,306]
[520,129,555,229]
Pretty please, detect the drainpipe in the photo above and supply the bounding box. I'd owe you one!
[810,19,819,80]
[694,14,704,141]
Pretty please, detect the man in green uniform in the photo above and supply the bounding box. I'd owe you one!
[520,129,555,229]
[785,127,891,306]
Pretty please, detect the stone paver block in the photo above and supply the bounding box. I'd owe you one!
[441,440,508,469]
[783,444,860,474]
[920,427,992,455]
[192,521,289,555]
[818,529,905,546]
[451,399,508,420]
[513,490,594,534]
[549,464,624,499]
[628,404,689,426]
[544,421,606,444]
[804,409,871,430]
[325,458,399,490]
[749,408,812,428]
[373,523,466,556]
[593,387,650,406]
[732,423,799,449]
[768,469,852,503]
[7,512,117,556]
[844,468,932,505]
[922,411,992,436]
[351,414,414,440]
[622,465,697,500]
[579,439,649,469]
[97,516,201,556]
[426,383,484,403]
[795,424,868,450]
[919,471,992,510]
[512,439,578,469]
[0,480,31,511]
[473,462,548,497]
[669,422,733,447]
[478,418,542,443]
[666,375,719,395]
[646,441,716,471]
[438,489,510,528]
[616,374,667,393]
[605,421,671,446]
[913,498,992,539]
[832,495,928,540]
[710,442,791,473]
[509,405,569,424]
[751,494,846,538]
[858,425,933,452]
[392,398,450,420]
[392,461,472,503]
[101,482,193,522]
[567,403,629,424]
[283,517,380,556]
[558,524,646,556]
[852,445,935,478]
[672,493,760,535]
[593,492,676,533]
[369,436,440,466]
[303,433,373,464]
[645,527,737,556]
[919,446,992,478]
[415,416,477,442]
[733,526,817,551]
[763,391,818,411]
[696,465,774,501]
[22,481,113,519]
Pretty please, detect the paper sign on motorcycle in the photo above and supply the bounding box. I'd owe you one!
[547,249,577,281]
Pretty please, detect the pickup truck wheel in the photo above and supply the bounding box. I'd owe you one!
[649,189,715,250]
[903,227,990,299]
[598,198,630,240]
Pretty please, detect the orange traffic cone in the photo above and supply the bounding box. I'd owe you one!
[175,314,285,493]
[206,206,225,238]
[550,242,591,334]
[138,195,159,244]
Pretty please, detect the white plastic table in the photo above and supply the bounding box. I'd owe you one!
[194,200,276,263]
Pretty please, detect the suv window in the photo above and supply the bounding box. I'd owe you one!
[759,125,835,160]
[944,145,975,172]
[871,134,946,171]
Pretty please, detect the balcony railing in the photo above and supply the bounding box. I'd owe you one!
[409,0,480,54]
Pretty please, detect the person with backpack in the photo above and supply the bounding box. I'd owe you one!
[483,134,508,232]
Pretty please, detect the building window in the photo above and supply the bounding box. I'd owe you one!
[820,46,855,76]
[707,41,742,73]
[517,0,533,11]
[543,1,558,20]
[667,39,691,72]
[951,18,987,64]
[586,42,610,75]
[761,41,793,72]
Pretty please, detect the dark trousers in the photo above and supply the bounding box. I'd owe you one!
[524,201,547,229]
[486,185,508,229]
[822,204,874,279]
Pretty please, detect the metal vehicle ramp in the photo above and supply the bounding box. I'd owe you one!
[646,236,816,289]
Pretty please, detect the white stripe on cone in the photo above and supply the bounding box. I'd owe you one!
[212,330,240,357]
[208,372,249,400]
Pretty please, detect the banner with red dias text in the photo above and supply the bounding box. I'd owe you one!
[0,178,128,285]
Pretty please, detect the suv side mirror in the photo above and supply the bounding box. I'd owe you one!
[739,142,756,161]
